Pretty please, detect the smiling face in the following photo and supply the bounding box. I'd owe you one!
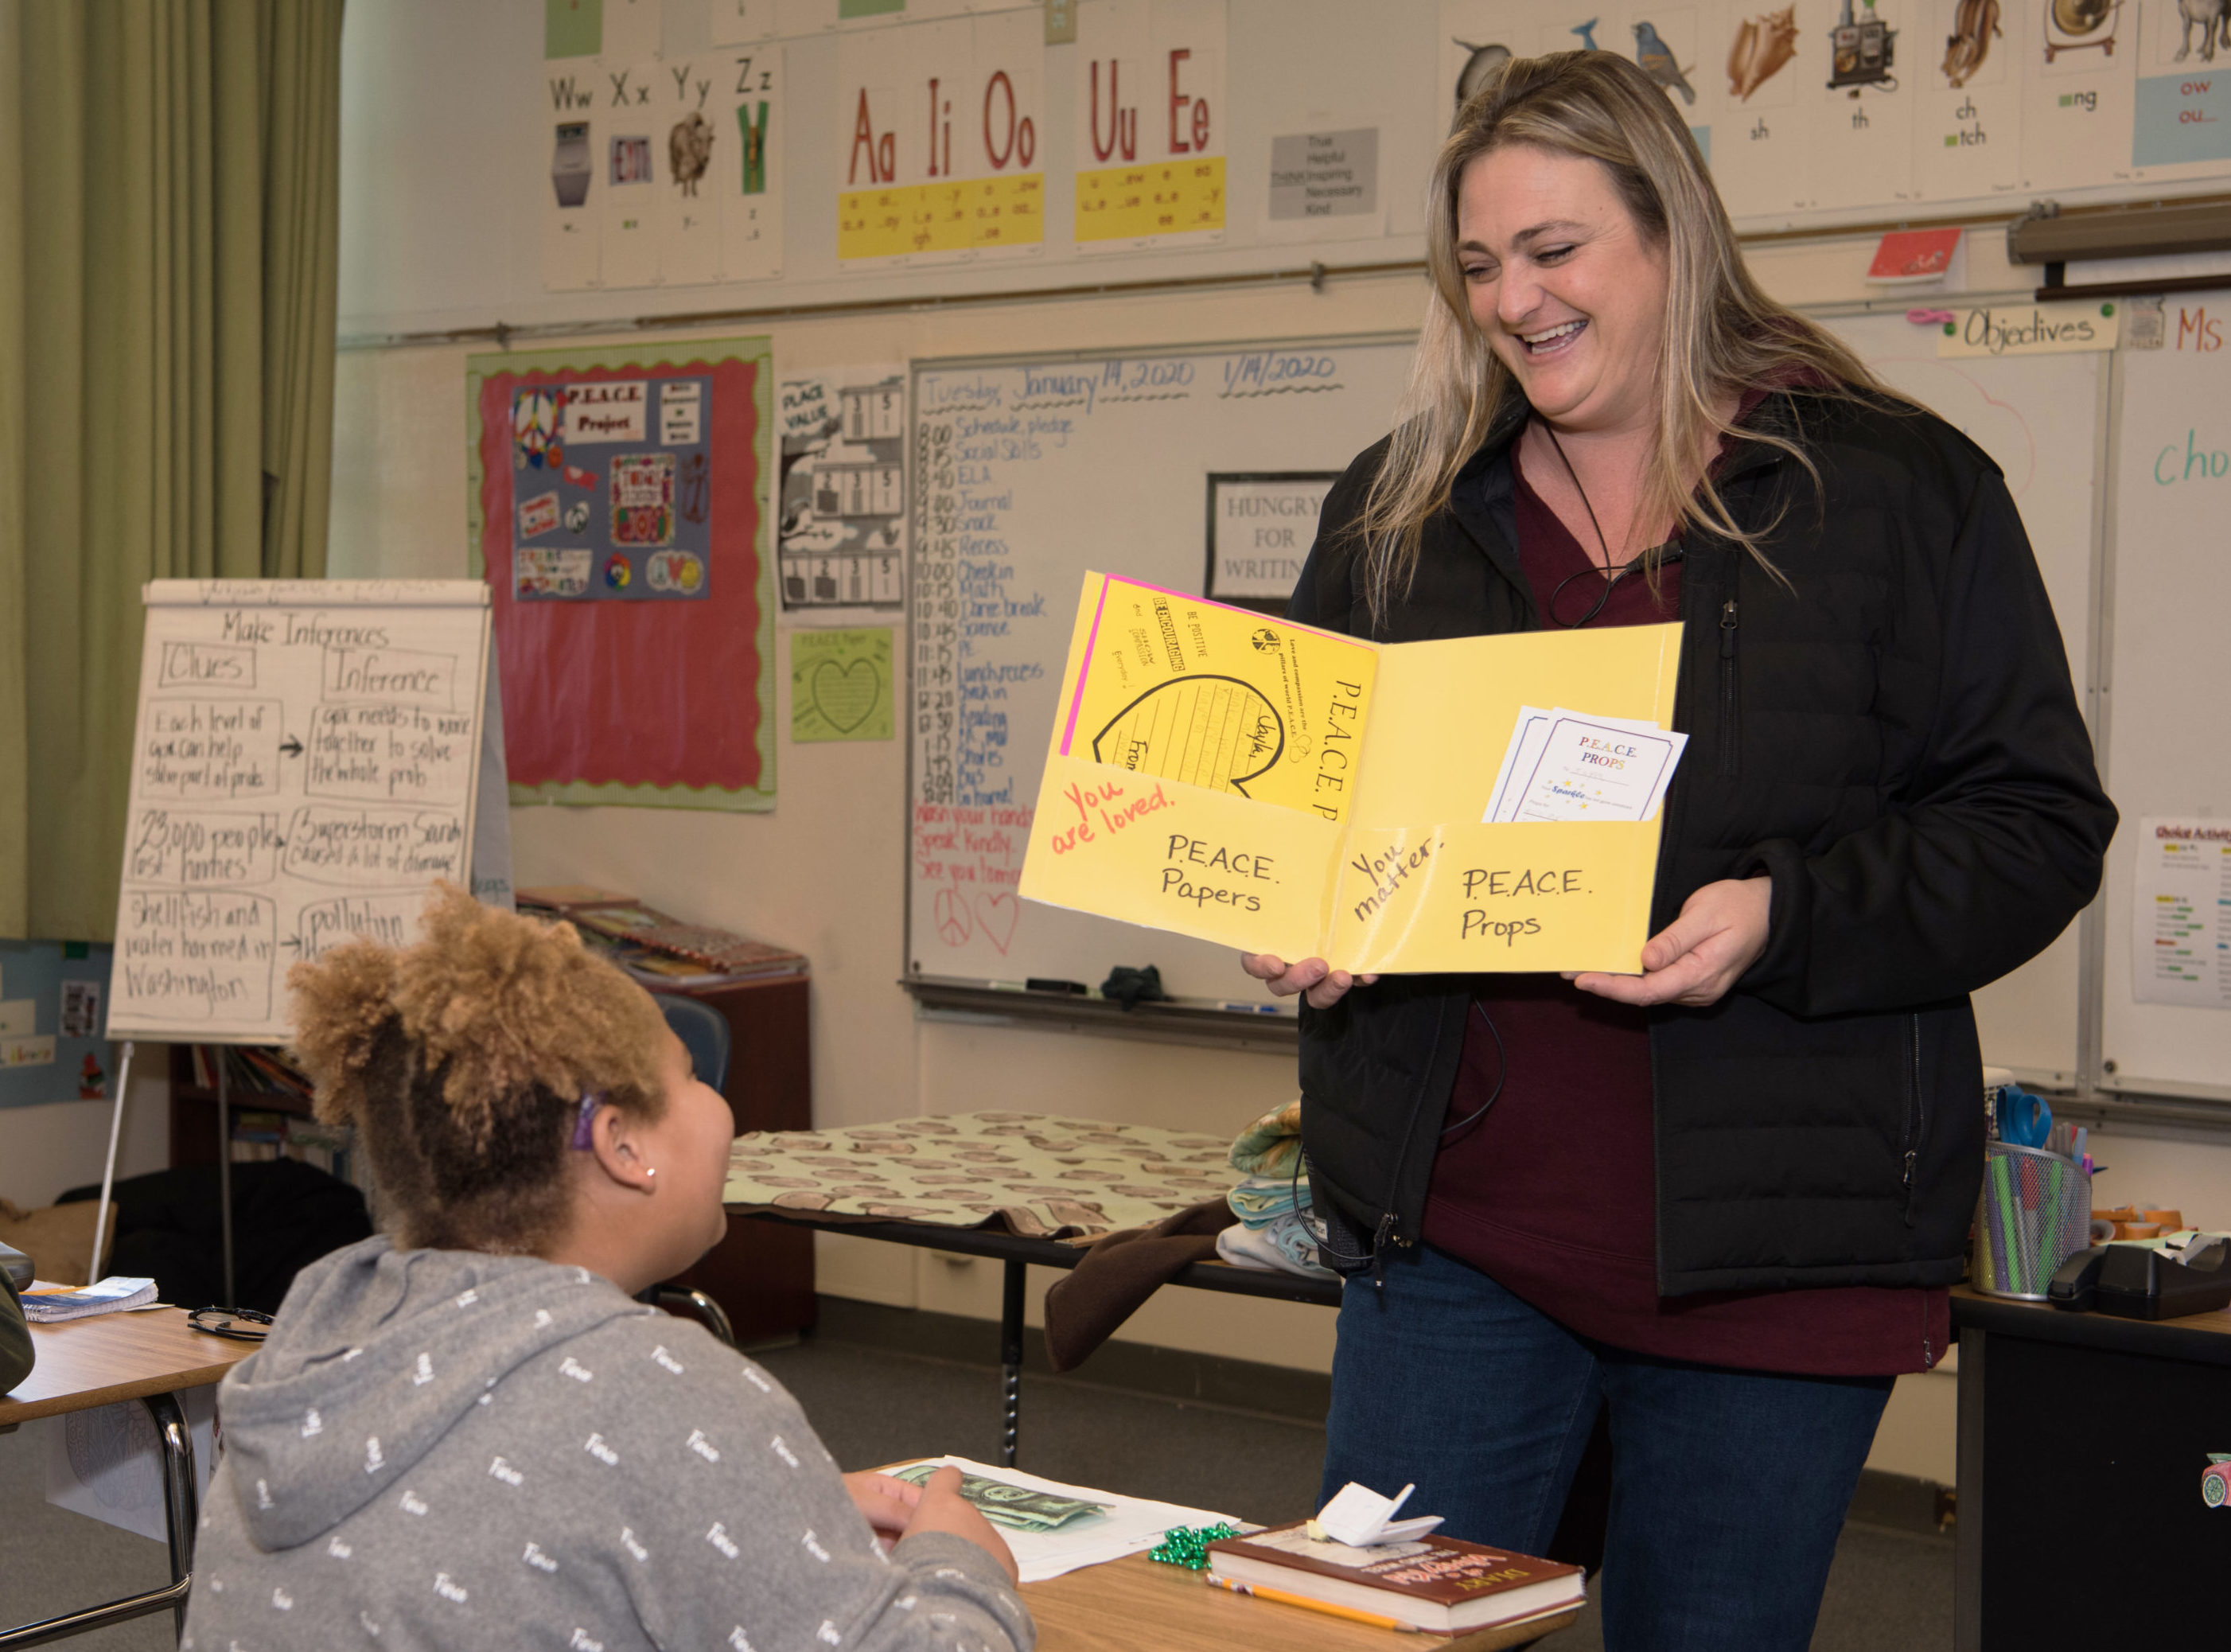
[1455,143,1671,437]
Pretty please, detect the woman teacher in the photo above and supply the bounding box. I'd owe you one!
[1244,51,2114,1649]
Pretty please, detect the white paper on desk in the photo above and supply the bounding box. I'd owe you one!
[1485,707,1687,824]
[38,1385,216,1543]
[891,1455,1243,1582]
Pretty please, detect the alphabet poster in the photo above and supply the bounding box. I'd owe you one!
[543,16,783,291]
[1441,1,2231,229]
[834,8,1047,264]
[468,337,777,812]
[1074,0,1228,251]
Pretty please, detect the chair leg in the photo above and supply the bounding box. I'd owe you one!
[653,1285,738,1350]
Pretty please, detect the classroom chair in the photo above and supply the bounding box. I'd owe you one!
[640,993,738,1349]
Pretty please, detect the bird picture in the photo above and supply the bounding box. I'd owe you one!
[669,110,714,199]
[1728,6,1800,99]
[1633,20,1697,103]
[1453,39,1513,110]
[1571,17,1602,50]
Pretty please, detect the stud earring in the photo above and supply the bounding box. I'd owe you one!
[645,1167,657,1180]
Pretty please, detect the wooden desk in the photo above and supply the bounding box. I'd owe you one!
[1949,1284,2231,1651]
[0,1307,259,1649]
[1026,1553,1581,1652]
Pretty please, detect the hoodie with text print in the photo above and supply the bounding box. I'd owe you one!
[183,1237,1031,1652]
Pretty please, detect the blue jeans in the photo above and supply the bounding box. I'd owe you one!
[1322,1244,1891,1652]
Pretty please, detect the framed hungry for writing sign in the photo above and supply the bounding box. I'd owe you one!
[1204,473,1336,616]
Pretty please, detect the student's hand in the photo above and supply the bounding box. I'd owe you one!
[844,1471,925,1536]
[900,1466,1021,1585]
[1570,876,1771,1008]
[1240,953,1379,1010]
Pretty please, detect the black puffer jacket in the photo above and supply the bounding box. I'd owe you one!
[1291,392,2116,1296]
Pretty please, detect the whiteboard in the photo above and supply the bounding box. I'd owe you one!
[905,337,1414,999]
[1821,314,2105,1085]
[903,322,2114,1030]
[107,581,507,1045]
[2101,309,2231,1097]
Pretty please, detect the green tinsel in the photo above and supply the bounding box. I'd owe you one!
[1147,1523,1240,1569]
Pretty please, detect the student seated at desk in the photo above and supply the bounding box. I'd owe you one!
[185,885,1029,1652]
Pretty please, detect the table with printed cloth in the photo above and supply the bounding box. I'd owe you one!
[724,1112,1341,1464]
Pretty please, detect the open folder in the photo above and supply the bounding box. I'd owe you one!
[1017,573,1684,974]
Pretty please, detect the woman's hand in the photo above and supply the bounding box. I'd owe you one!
[1240,953,1379,1010]
[895,1466,1021,1584]
[1571,876,1771,1008]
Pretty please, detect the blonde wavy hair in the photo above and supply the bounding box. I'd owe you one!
[1359,49,1888,622]
[286,882,670,1253]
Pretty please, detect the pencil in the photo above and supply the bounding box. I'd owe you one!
[1203,1571,1421,1632]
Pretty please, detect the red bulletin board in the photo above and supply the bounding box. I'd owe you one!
[465,338,776,810]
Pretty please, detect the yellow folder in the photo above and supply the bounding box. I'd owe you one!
[1018,572,1683,973]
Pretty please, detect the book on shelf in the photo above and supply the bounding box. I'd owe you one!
[1205,1521,1584,1636]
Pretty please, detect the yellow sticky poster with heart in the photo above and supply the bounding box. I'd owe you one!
[1018,575,1683,973]
[792,627,893,742]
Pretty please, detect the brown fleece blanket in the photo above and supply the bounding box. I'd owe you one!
[1041,1198,1236,1373]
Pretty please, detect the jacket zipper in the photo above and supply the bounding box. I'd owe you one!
[1901,1012,1924,1225]
[1718,598,1741,778]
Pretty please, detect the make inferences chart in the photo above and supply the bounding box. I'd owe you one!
[107,581,508,1046]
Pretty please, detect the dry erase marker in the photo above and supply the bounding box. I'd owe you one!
[1203,1572,1419,1632]
[1217,1001,1283,1015]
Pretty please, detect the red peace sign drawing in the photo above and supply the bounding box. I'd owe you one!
[934,887,973,947]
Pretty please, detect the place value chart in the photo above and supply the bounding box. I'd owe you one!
[107,582,499,1045]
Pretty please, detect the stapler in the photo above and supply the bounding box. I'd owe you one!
[2048,1237,2231,1320]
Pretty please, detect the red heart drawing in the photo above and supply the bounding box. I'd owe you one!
[975,892,1018,954]
[933,888,972,947]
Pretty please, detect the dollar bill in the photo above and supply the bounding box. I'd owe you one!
[886,1463,1112,1532]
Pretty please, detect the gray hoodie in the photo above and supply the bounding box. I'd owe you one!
[183,1237,1031,1652]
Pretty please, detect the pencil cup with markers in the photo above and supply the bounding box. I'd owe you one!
[1974,1140,2093,1300]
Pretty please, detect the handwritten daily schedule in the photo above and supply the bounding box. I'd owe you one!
[1018,573,1683,975]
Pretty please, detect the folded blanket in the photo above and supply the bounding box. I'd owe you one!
[1216,1214,1337,1280]
[1227,1099,1303,1177]
[1226,1174,1307,1229]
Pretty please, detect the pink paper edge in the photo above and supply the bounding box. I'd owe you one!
[1059,575,1113,757]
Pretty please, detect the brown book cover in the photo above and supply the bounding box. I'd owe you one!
[1207,1521,1583,1632]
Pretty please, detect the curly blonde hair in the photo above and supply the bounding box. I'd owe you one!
[286,882,670,1253]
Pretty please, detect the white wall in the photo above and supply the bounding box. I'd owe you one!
[329,2,2231,1488]
[2,1062,171,1214]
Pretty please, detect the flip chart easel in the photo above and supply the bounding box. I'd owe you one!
[96,581,512,1295]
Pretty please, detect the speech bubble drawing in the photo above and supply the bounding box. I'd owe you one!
[1091,675,1285,797]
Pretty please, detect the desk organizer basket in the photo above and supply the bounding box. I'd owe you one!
[1973,1140,2092,1300]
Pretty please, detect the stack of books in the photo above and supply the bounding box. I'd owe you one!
[1205,1522,1585,1640]
[517,886,806,988]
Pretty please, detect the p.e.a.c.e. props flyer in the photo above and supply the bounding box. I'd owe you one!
[1018,573,1683,974]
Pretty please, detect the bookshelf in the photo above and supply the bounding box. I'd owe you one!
[168,1044,319,1170]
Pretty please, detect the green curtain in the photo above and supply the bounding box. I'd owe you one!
[0,0,343,941]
